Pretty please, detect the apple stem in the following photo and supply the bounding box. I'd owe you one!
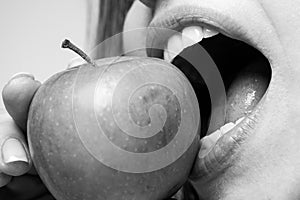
[61,39,96,67]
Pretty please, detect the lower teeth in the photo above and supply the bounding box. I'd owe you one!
[198,116,245,158]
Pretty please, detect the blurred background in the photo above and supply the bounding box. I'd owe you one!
[0,0,87,108]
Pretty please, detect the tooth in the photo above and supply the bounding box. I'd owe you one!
[220,122,235,135]
[182,26,204,48]
[203,27,219,38]
[235,117,245,125]
[166,33,184,61]
[208,129,223,142]
[164,48,173,63]
[199,129,222,158]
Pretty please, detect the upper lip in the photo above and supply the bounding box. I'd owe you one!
[145,4,280,63]
[145,4,280,181]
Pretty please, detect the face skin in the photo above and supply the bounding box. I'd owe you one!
[123,0,300,199]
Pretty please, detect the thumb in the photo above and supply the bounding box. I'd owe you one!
[2,73,41,132]
[0,112,31,176]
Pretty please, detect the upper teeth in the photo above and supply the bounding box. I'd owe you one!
[164,26,219,62]
[182,26,204,48]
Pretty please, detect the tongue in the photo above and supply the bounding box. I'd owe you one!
[225,58,270,123]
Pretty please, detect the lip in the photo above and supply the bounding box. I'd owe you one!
[146,4,281,60]
[144,4,285,181]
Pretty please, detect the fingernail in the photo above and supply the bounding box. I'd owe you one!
[10,72,34,80]
[2,138,29,164]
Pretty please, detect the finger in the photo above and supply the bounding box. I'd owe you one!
[0,112,31,176]
[2,73,41,132]
[0,173,11,187]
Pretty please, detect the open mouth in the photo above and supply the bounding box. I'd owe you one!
[145,5,273,181]
[167,28,271,134]
[162,26,271,158]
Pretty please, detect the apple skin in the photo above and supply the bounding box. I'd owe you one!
[27,56,200,200]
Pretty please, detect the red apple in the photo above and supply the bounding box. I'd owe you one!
[27,41,200,200]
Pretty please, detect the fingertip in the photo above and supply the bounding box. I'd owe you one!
[0,138,31,176]
[0,113,28,176]
[10,72,34,80]
[1,161,31,177]
[0,157,31,177]
[2,73,41,131]
[0,118,32,176]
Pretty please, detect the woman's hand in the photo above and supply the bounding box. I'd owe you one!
[0,73,55,200]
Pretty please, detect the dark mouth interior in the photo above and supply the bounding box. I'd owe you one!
[168,34,272,138]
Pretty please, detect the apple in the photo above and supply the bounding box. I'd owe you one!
[27,40,200,200]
